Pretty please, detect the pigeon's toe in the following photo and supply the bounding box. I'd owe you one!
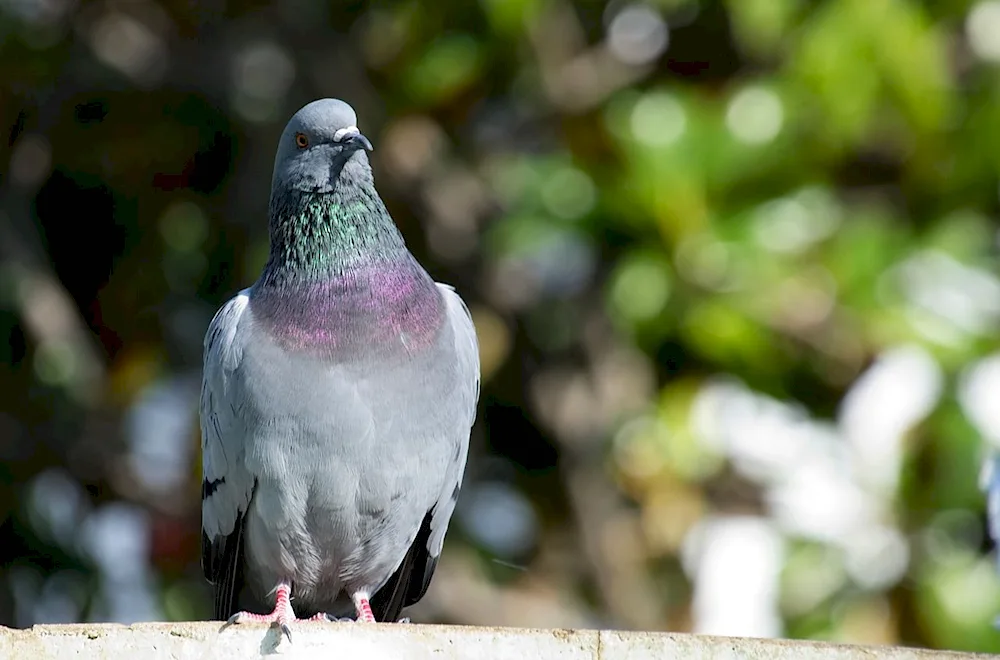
[223,583,302,641]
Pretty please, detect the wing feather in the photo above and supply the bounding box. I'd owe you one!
[371,284,480,621]
[200,289,256,619]
[422,283,480,566]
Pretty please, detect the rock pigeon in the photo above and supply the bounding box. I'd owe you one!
[981,451,1000,627]
[199,98,480,638]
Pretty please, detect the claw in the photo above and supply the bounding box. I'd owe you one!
[226,582,301,643]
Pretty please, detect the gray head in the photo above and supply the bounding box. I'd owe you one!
[271,99,374,194]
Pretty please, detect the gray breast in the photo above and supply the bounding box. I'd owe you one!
[234,304,464,610]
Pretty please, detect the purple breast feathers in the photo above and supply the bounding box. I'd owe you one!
[251,262,445,356]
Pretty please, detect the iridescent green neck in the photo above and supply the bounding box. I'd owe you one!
[261,181,407,286]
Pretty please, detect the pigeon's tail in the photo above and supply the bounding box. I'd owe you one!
[203,483,254,622]
[210,513,247,621]
[370,510,436,623]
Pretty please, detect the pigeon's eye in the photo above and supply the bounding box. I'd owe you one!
[295,133,309,149]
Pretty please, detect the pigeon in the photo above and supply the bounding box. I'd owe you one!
[981,451,1000,627]
[199,98,480,639]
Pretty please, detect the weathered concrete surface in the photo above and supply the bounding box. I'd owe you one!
[0,622,993,659]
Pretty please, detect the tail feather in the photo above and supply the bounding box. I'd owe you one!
[370,509,435,622]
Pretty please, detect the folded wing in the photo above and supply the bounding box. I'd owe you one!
[200,290,257,621]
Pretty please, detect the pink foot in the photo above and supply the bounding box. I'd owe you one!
[227,583,335,642]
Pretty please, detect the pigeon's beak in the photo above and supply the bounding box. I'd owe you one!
[347,132,374,152]
[336,126,374,152]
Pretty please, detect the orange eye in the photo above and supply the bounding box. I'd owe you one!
[295,133,309,149]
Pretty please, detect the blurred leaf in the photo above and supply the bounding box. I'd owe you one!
[682,299,783,374]
[478,0,541,36]
[915,554,1000,652]
[727,0,803,58]
[607,250,673,328]
[791,0,881,151]
[405,34,484,104]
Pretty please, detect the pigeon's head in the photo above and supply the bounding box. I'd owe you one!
[272,98,374,194]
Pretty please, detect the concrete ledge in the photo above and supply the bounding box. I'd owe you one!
[0,622,993,659]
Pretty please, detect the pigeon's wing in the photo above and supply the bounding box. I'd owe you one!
[199,289,257,621]
[982,451,1000,563]
[982,450,1000,628]
[414,284,480,595]
[371,283,480,622]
